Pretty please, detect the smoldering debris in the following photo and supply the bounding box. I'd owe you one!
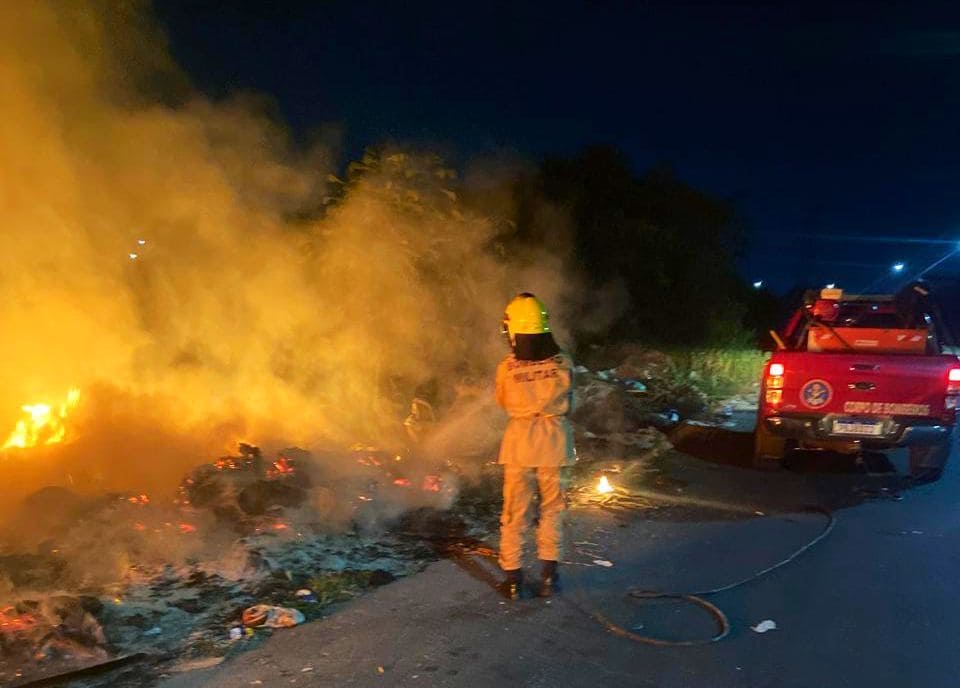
[0,440,470,686]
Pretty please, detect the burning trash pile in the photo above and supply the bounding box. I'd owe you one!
[0,442,469,686]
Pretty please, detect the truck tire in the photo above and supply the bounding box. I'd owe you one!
[753,418,787,470]
[908,429,954,483]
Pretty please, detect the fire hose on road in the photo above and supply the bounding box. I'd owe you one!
[563,500,837,647]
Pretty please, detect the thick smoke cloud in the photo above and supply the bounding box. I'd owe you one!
[0,1,570,514]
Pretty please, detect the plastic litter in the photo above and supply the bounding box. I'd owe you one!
[296,588,317,602]
[242,604,306,629]
[751,619,777,633]
[229,627,243,641]
[143,626,161,636]
[592,559,614,568]
[624,380,647,392]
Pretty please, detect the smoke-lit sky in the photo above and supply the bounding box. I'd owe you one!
[156,0,960,294]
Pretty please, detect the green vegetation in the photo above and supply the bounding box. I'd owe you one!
[666,349,767,398]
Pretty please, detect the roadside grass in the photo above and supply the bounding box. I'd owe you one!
[665,348,767,398]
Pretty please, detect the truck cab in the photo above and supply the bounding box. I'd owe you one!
[755,283,959,481]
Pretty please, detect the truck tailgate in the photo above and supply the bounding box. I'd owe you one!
[775,352,958,418]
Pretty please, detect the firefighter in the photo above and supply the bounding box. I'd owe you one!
[495,292,576,599]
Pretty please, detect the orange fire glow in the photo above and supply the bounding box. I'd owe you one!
[596,475,615,494]
[0,607,37,633]
[3,388,80,450]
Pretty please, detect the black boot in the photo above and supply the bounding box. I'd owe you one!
[539,560,560,597]
[499,569,523,601]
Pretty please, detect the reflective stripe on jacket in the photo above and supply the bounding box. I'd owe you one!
[495,352,576,467]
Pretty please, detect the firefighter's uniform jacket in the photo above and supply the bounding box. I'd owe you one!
[495,352,576,571]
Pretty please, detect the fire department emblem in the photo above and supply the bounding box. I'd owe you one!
[800,379,833,409]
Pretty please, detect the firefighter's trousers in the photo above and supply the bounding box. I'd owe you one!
[498,464,566,571]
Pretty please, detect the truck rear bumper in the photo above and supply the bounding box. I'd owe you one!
[763,414,953,448]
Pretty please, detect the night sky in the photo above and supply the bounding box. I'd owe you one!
[156,1,960,295]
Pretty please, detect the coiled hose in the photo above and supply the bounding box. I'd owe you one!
[564,505,836,646]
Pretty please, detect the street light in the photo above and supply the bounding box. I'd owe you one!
[752,280,763,289]
[893,262,905,272]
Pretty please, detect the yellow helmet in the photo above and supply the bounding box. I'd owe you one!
[502,292,550,344]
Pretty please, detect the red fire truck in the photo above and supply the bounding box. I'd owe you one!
[755,283,959,481]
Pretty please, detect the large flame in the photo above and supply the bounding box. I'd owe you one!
[3,388,80,450]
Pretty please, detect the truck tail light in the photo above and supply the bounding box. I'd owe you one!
[946,368,960,409]
[765,389,783,405]
[766,363,785,390]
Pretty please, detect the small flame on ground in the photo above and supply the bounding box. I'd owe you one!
[271,456,295,474]
[596,475,615,494]
[3,388,81,449]
[0,607,37,633]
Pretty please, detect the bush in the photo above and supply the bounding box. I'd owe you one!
[665,349,767,398]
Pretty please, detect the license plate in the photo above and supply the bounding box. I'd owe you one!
[832,419,884,436]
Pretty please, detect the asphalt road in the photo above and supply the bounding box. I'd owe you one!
[158,421,960,687]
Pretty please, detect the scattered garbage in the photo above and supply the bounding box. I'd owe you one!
[751,619,777,633]
[229,627,243,641]
[143,626,162,637]
[296,588,317,602]
[242,604,306,629]
[592,559,614,568]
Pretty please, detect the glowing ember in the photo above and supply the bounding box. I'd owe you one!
[178,523,197,534]
[3,388,80,449]
[596,475,615,494]
[272,456,295,473]
[393,478,412,487]
[422,475,442,493]
[0,607,37,633]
